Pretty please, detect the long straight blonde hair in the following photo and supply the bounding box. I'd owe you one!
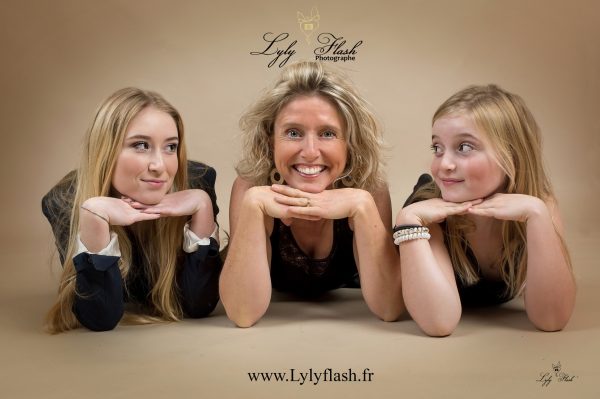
[413,84,572,297]
[46,88,189,333]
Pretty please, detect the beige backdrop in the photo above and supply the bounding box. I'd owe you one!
[1,0,599,398]
[2,0,598,245]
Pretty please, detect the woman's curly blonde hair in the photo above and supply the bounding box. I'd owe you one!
[236,61,385,193]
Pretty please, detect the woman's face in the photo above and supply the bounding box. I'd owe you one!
[430,113,505,202]
[111,106,179,205]
[272,94,347,193]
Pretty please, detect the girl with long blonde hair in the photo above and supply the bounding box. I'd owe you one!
[396,84,575,336]
[42,87,222,333]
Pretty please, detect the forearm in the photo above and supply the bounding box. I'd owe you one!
[524,205,575,331]
[72,253,124,331]
[79,199,111,252]
[178,238,223,318]
[219,199,272,327]
[352,192,404,321]
[396,213,461,336]
[399,240,461,336]
[189,190,217,238]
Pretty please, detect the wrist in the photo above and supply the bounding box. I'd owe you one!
[395,210,423,226]
[348,189,374,219]
[525,197,549,222]
[243,186,269,215]
[79,202,111,252]
[80,198,110,225]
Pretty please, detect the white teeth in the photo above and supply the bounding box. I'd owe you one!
[295,165,325,175]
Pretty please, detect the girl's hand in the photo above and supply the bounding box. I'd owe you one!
[270,184,367,221]
[467,193,546,222]
[138,189,212,217]
[81,197,160,226]
[397,198,482,226]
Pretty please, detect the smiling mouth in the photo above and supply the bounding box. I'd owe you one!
[294,165,326,177]
[440,178,464,185]
[141,179,167,187]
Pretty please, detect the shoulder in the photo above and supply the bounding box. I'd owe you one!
[368,183,392,226]
[403,173,435,207]
[187,160,219,216]
[370,181,391,203]
[231,176,255,196]
[187,160,216,188]
[41,170,77,220]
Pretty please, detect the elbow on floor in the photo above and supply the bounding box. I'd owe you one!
[527,307,572,332]
[231,313,261,328]
[184,301,218,319]
[421,323,456,338]
[530,317,568,332]
[417,315,460,337]
[74,304,123,332]
[377,308,403,322]
[78,312,122,332]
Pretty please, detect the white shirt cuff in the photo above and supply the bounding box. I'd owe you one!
[75,231,121,257]
[183,222,219,253]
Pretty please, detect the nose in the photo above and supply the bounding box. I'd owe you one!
[300,134,320,161]
[148,150,166,173]
[439,152,456,171]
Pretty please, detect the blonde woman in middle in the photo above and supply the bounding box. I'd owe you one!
[220,61,404,327]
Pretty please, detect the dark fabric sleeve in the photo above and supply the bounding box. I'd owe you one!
[72,252,124,331]
[402,173,434,207]
[41,171,77,264]
[187,160,219,218]
[177,237,223,318]
[178,160,222,318]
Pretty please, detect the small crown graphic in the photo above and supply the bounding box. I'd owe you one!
[297,6,320,44]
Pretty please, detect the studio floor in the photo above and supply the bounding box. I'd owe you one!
[1,233,598,399]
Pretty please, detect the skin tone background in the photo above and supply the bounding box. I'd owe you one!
[1,0,598,398]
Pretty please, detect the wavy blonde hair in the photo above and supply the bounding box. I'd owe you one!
[413,84,572,297]
[46,87,190,333]
[236,61,385,192]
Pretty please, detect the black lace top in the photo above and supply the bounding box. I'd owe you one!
[270,218,360,297]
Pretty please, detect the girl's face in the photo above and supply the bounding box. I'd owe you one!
[430,113,505,202]
[111,106,179,205]
[272,94,347,193]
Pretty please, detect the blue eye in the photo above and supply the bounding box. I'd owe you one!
[321,130,337,139]
[286,129,301,138]
[133,142,149,151]
[458,143,474,153]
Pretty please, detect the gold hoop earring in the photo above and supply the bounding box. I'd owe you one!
[341,174,354,187]
[337,167,354,187]
[270,168,284,184]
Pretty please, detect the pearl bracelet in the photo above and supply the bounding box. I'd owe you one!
[392,225,430,245]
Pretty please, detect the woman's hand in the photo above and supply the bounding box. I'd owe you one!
[136,189,212,218]
[81,197,160,227]
[397,198,482,226]
[270,184,368,221]
[243,185,321,223]
[467,193,546,222]
[137,189,217,238]
[79,196,160,252]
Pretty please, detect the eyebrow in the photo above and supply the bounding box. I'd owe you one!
[278,122,343,132]
[125,134,179,142]
[431,133,481,142]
